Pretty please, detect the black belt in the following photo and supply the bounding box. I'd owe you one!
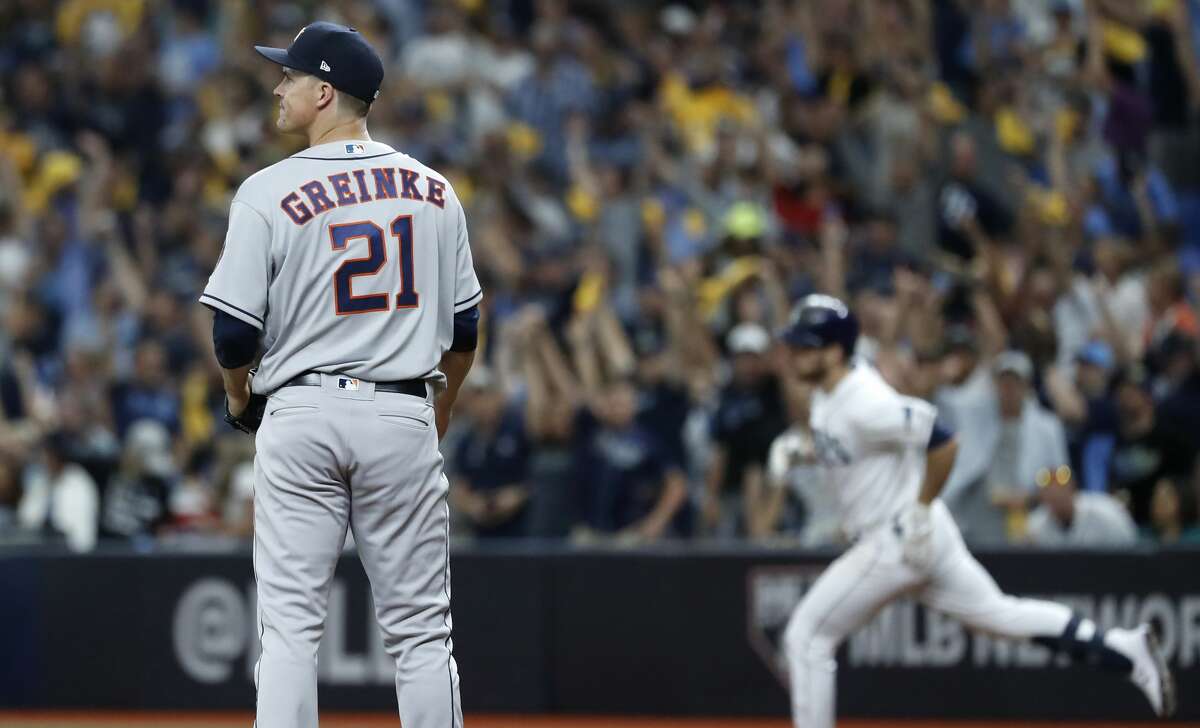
[281,372,427,397]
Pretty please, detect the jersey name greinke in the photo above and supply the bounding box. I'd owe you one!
[280,161,447,226]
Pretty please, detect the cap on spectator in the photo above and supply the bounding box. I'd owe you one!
[660,4,698,35]
[723,202,768,241]
[126,419,175,478]
[994,350,1034,382]
[255,21,384,104]
[1076,341,1115,370]
[727,322,771,355]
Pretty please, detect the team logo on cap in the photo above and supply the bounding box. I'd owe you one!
[320,60,331,72]
[294,27,307,42]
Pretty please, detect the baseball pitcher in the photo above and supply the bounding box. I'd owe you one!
[201,22,479,728]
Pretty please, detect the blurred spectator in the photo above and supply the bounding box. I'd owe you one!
[17,432,99,552]
[0,456,19,531]
[1152,333,1200,440]
[110,339,181,437]
[933,330,998,510]
[573,376,688,544]
[1144,261,1198,351]
[221,460,255,540]
[937,132,1013,259]
[100,419,175,542]
[1045,341,1119,492]
[1109,367,1195,524]
[168,448,222,535]
[1144,477,1200,544]
[1026,465,1138,547]
[513,309,582,540]
[508,21,595,178]
[448,367,532,540]
[952,351,1070,544]
[703,323,787,538]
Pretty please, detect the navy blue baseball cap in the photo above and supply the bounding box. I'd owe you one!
[255,21,384,104]
[780,294,859,354]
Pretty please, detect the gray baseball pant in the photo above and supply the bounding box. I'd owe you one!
[251,375,461,728]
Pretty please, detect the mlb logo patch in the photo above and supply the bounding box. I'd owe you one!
[338,377,360,391]
[346,143,365,154]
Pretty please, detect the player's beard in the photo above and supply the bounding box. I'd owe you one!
[790,356,826,385]
[789,349,828,385]
[796,364,828,385]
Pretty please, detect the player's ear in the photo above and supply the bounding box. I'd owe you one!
[315,80,336,111]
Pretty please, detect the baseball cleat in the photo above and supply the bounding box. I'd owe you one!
[1115,623,1177,718]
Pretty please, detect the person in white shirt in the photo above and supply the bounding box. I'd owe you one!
[1027,465,1138,547]
[18,433,99,552]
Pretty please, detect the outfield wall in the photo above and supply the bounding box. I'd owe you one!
[0,546,1197,720]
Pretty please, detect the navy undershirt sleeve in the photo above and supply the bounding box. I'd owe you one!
[212,310,260,369]
[928,421,954,450]
[451,305,480,352]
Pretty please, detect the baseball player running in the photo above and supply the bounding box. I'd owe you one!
[201,22,479,728]
[778,295,1175,728]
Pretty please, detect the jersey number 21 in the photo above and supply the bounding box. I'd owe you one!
[328,216,418,315]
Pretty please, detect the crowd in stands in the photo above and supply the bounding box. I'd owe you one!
[3,0,1200,551]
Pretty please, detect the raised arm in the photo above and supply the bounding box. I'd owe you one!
[567,309,606,399]
[1044,364,1089,428]
[661,266,718,382]
[970,280,1009,360]
[593,303,637,380]
[522,310,582,440]
[817,212,849,301]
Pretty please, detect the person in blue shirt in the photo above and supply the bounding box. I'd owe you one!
[703,323,788,537]
[109,338,181,437]
[448,371,532,540]
[573,377,688,542]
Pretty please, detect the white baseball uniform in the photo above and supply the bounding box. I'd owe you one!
[766,427,840,547]
[202,139,480,728]
[782,363,1143,728]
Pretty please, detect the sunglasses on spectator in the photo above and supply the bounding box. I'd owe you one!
[1036,465,1073,488]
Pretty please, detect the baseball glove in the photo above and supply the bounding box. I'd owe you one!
[224,392,268,434]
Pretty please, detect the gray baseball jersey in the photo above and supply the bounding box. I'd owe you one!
[202,138,475,728]
[201,139,482,393]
